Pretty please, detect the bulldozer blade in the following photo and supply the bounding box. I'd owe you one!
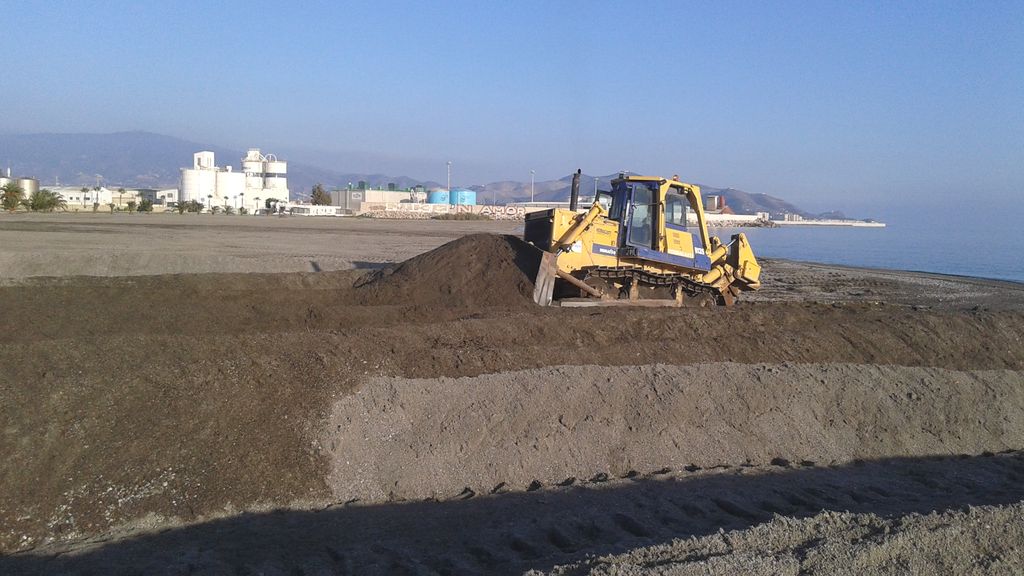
[533,251,558,306]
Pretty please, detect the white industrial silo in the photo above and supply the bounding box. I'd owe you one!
[263,154,288,195]
[17,177,40,196]
[241,149,265,194]
[264,155,286,177]
[180,168,216,203]
[216,168,245,203]
[194,151,216,170]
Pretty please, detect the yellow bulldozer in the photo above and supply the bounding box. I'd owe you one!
[524,170,762,307]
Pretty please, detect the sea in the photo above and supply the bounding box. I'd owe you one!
[716,207,1024,283]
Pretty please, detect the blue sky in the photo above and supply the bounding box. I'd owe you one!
[3,1,1022,216]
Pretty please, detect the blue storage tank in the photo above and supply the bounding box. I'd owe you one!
[427,190,450,204]
[450,189,477,206]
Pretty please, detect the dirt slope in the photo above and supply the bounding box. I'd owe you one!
[326,363,1024,503]
[1,232,1023,572]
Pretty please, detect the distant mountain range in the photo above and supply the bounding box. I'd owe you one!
[472,174,817,218]
[0,131,440,199]
[0,131,827,217]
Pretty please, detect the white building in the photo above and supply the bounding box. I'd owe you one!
[51,186,137,208]
[180,149,288,213]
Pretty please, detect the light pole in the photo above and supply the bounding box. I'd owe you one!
[594,176,599,195]
[446,161,451,192]
[255,197,260,215]
[530,170,535,203]
[240,192,244,212]
[207,194,212,212]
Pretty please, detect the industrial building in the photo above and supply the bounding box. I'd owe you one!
[0,171,39,197]
[180,149,287,212]
[332,186,478,213]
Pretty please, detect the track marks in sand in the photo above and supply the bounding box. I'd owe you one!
[8,452,1023,576]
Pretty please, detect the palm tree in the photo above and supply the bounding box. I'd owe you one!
[1,183,25,212]
[23,189,67,212]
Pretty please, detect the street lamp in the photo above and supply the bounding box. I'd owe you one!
[207,194,212,212]
[255,197,260,215]
[594,176,599,195]
[530,170,535,203]
[446,161,452,192]
[240,192,245,212]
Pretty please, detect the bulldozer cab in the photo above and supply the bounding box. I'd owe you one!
[607,176,714,273]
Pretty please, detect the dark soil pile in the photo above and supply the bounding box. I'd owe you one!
[353,233,541,307]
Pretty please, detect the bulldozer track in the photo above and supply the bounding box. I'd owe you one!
[588,266,721,298]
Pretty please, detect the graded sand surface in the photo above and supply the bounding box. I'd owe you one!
[0,215,1022,574]
[0,212,520,281]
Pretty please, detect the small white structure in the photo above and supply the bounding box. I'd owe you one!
[289,204,344,216]
[180,149,288,213]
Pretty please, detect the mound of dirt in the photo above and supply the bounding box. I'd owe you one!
[353,233,541,307]
[325,363,1024,503]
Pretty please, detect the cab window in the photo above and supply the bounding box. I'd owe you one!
[665,192,688,228]
[628,182,657,248]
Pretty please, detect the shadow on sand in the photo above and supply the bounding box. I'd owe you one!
[3,452,1022,575]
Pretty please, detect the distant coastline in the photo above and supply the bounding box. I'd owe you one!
[771,219,886,228]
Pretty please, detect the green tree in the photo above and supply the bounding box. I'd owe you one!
[1,183,25,212]
[23,189,67,212]
[265,197,279,210]
[223,205,235,215]
[311,183,330,205]
[138,198,153,212]
[108,202,116,214]
[127,200,138,212]
[174,202,187,214]
[238,206,249,215]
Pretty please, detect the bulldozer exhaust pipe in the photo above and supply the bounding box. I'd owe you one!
[569,169,581,211]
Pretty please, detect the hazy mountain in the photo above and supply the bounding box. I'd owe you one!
[697,185,807,217]
[475,173,813,217]
[0,131,439,199]
[0,131,824,216]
